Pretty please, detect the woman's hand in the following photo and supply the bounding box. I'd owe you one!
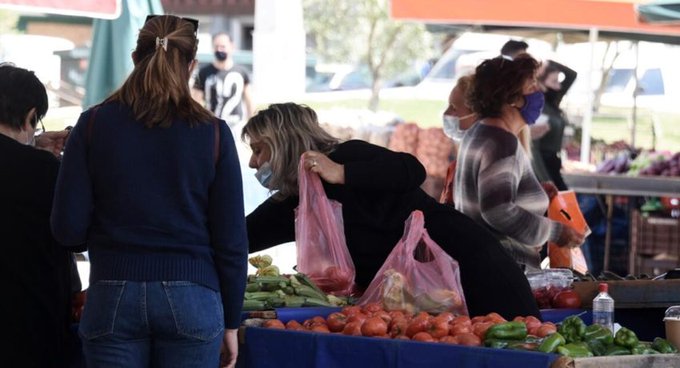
[219,328,238,368]
[556,225,585,249]
[301,151,345,184]
[35,129,70,158]
[540,181,559,201]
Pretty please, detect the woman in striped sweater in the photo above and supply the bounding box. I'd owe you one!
[454,55,585,271]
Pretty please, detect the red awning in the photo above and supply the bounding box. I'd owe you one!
[391,0,680,38]
[0,0,121,19]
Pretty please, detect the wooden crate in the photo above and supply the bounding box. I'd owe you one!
[629,210,680,275]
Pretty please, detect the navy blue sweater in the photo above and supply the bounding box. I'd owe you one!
[51,102,248,328]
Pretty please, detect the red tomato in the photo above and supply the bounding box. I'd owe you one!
[310,324,330,333]
[285,320,304,330]
[347,313,368,324]
[535,323,558,338]
[389,317,409,338]
[262,319,285,329]
[428,318,450,339]
[451,315,472,327]
[406,316,430,338]
[434,312,455,323]
[412,332,435,342]
[341,305,363,317]
[456,332,482,347]
[342,321,363,336]
[552,289,582,309]
[326,312,348,333]
[388,310,406,321]
[439,335,460,344]
[373,310,392,324]
[361,316,388,337]
[450,323,472,336]
[470,316,486,325]
[362,302,384,314]
[513,316,526,323]
[485,312,507,324]
[524,315,542,336]
[471,321,494,339]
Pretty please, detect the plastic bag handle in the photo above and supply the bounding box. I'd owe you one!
[400,210,428,255]
[297,156,345,247]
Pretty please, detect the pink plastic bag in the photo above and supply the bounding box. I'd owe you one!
[358,210,468,315]
[295,156,356,295]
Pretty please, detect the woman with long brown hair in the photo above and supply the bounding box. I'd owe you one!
[52,15,248,367]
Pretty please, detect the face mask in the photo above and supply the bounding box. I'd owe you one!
[254,161,273,188]
[442,113,475,141]
[519,91,545,125]
[214,51,228,61]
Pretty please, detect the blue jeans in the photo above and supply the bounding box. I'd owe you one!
[79,281,224,368]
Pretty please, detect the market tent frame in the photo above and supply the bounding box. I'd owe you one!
[390,0,680,162]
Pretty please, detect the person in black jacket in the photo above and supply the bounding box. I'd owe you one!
[531,60,578,191]
[0,63,80,367]
[243,102,541,320]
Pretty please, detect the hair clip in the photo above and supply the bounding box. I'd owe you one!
[155,36,168,51]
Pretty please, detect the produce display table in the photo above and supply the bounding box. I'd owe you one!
[236,309,590,368]
[562,172,680,272]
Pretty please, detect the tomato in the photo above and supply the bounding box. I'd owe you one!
[373,310,392,325]
[470,316,486,324]
[412,331,435,342]
[451,315,471,327]
[361,316,388,337]
[449,323,472,336]
[388,310,406,321]
[485,312,507,324]
[428,318,450,339]
[471,321,494,339]
[406,316,430,338]
[524,315,542,336]
[456,332,482,347]
[326,312,348,333]
[389,317,409,338]
[439,335,460,344]
[341,305,363,317]
[262,319,285,329]
[342,321,363,336]
[552,289,582,309]
[362,302,384,314]
[513,316,526,323]
[347,313,368,324]
[310,324,330,333]
[535,323,558,338]
[434,312,455,323]
[285,320,304,330]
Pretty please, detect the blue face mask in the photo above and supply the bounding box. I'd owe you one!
[254,162,273,188]
[519,91,545,125]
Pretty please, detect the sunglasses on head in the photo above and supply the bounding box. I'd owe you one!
[145,15,199,34]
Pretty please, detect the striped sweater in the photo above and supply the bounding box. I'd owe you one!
[453,123,562,266]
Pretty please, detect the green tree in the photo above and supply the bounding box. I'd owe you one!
[303,0,431,111]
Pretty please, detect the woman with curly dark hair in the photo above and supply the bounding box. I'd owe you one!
[454,55,585,271]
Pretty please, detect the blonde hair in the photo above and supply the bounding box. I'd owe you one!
[242,103,339,199]
[107,15,213,127]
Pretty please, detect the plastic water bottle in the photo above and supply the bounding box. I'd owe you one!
[592,282,615,332]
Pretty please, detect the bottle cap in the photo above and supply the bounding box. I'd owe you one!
[598,282,608,293]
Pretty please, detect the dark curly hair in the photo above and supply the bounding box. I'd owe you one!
[468,55,539,118]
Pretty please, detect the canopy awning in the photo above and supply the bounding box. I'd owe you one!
[637,0,680,24]
[0,0,121,19]
[391,0,680,42]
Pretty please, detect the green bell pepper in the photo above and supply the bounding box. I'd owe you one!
[631,343,659,355]
[584,324,614,345]
[586,339,608,356]
[614,327,639,349]
[537,332,566,353]
[556,342,594,358]
[651,337,678,354]
[485,321,528,340]
[558,316,587,343]
[605,344,631,356]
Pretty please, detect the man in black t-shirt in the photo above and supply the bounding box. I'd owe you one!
[193,32,254,126]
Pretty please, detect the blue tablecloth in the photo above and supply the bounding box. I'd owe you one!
[235,308,587,368]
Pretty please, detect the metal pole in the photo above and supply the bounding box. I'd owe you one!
[581,27,599,164]
[631,41,639,149]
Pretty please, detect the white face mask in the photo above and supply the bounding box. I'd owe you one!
[254,161,273,188]
[442,113,476,141]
